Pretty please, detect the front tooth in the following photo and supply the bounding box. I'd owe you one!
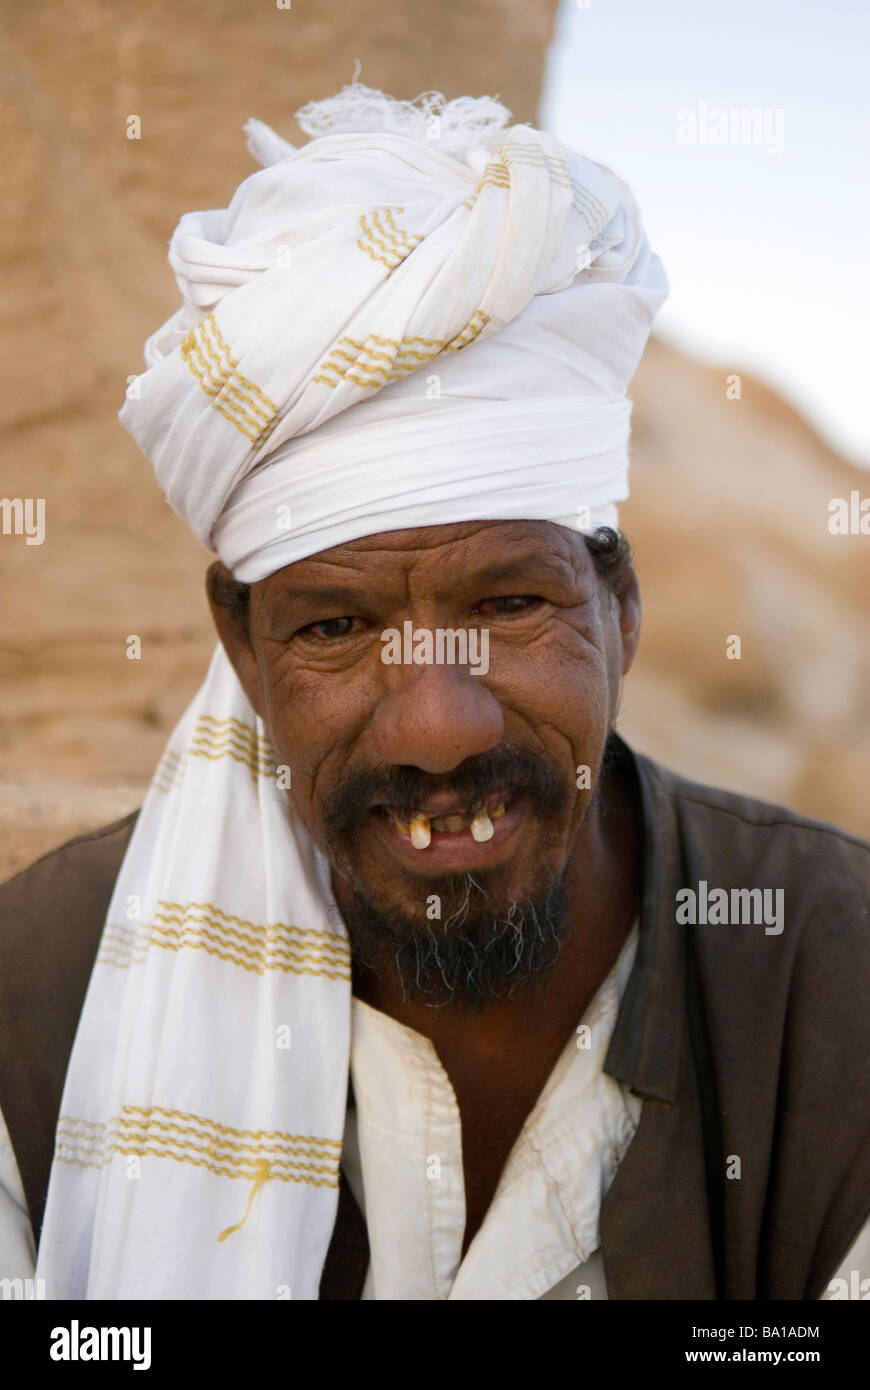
[445,815,467,832]
[409,814,431,849]
[490,802,506,819]
[470,808,494,842]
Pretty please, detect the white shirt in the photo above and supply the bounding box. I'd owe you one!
[341,924,642,1299]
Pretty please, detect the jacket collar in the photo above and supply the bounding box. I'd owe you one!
[602,737,684,1103]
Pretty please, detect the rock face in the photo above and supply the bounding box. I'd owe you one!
[620,341,870,834]
[1,1,868,878]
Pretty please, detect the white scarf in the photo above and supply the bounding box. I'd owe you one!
[36,645,351,1299]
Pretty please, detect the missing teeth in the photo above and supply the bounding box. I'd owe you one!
[387,800,507,848]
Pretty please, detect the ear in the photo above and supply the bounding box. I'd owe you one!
[615,564,642,677]
[205,561,266,720]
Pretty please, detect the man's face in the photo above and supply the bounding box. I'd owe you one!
[210,520,641,1006]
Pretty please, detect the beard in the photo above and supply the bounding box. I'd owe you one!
[338,860,569,1013]
[320,732,622,1012]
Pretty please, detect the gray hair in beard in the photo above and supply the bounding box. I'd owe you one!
[341,863,568,1012]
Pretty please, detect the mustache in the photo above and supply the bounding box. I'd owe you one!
[321,745,568,840]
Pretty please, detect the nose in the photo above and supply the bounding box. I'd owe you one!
[371,660,504,774]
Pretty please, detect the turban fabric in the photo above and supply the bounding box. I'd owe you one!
[36,88,667,1300]
[119,84,668,579]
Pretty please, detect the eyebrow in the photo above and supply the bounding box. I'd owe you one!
[463,554,573,588]
[276,585,370,609]
[276,553,573,608]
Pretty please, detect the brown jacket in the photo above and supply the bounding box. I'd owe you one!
[1,739,869,1299]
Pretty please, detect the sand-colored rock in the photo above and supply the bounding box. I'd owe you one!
[619,343,870,822]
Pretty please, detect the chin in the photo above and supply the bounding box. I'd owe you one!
[340,861,570,1010]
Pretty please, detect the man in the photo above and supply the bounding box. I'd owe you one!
[1,83,869,1301]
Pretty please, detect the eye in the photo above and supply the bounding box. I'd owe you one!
[471,595,543,617]
[298,616,363,640]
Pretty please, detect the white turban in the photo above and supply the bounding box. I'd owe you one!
[119,85,668,581]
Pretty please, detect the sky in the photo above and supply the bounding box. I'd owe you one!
[541,0,870,466]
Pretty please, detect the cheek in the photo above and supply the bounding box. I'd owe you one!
[496,622,611,724]
[509,635,613,823]
[257,650,374,794]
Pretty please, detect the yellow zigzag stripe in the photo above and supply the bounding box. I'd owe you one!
[188,734,274,763]
[188,731,274,759]
[365,332,444,349]
[354,240,399,272]
[54,1146,338,1188]
[357,208,423,271]
[55,1139,335,1168]
[103,915,331,949]
[98,928,348,975]
[181,314,279,447]
[56,1130,336,1168]
[190,726,271,753]
[186,744,276,781]
[55,1106,342,1187]
[183,327,266,427]
[151,924,349,969]
[462,154,511,204]
[106,907,349,947]
[362,209,421,259]
[158,901,344,946]
[59,1105,342,1149]
[183,332,273,437]
[189,718,276,771]
[195,714,261,735]
[153,917,348,961]
[315,310,491,390]
[153,719,279,792]
[57,1120,337,1164]
[196,317,278,420]
[183,359,275,446]
[371,208,420,254]
[96,900,351,978]
[132,1105,342,1147]
[447,311,490,350]
[463,150,609,234]
[96,941,350,980]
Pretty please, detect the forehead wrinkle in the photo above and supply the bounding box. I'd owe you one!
[270,552,417,609]
[260,520,591,611]
[329,519,516,554]
[292,518,566,565]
